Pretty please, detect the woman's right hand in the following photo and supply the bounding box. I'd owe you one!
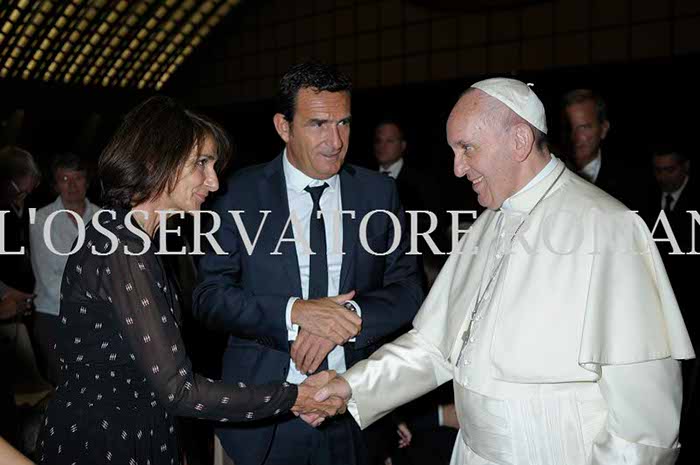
[291,383,347,423]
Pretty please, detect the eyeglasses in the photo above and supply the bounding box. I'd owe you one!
[10,179,36,201]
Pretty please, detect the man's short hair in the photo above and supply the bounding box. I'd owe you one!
[277,62,352,122]
[0,146,41,182]
[651,145,688,164]
[562,89,608,124]
[375,117,406,141]
[50,152,88,180]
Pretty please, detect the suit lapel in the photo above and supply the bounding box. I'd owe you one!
[339,165,359,293]
[261,155,303,297]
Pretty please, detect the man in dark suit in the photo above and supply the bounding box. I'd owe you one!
[562,89,638,207]
[193,63,423,465]
[372,119,456,464]
[640,149,697,312]
[373,118,445,254]
[640,148,699,465]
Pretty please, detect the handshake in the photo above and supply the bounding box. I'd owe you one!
[288,291,362,426]
[291,370,352,427]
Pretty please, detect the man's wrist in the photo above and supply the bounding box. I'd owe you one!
[290,298,305,325]
[343,301,358,314]
[286,297,300,335]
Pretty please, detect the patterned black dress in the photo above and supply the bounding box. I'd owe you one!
[38,209,297,465]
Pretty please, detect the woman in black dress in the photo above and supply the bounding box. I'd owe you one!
[37,97,343,465]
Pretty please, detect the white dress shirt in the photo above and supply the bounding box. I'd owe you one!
[379,157,404,179]
[282,150,360,384]
[30,196,99,316]
[578,151,602,183]
[662,175,689,212]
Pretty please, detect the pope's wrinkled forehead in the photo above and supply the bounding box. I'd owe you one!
[446,89,496,144]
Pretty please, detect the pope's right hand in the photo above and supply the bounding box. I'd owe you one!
[313,375,352,404]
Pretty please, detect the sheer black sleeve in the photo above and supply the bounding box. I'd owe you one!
[96,234,297,422]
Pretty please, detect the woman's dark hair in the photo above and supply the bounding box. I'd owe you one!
[276,62,352,122]
[98,96,231,209]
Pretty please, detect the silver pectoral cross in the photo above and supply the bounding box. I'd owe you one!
[455,318,473,367]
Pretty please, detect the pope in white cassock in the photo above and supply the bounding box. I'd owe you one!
[311,78,695,465]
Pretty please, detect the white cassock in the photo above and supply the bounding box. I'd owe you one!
[342,156,695,465]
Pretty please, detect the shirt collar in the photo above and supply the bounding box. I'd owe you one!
[579,150,602,183]
[666,175,689,202]
[54,196,95,220]
[282,148,339,193]
[379,157,404,179]
[502,154,559,212]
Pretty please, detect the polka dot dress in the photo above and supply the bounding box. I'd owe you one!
[38,208,297,465]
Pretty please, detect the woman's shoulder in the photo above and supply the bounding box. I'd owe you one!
[86,208,152,253]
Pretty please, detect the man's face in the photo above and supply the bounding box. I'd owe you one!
[373,123,406,167]
[278,88,351,180]
[447,92,517,210]
[54,168,87,205]
[653,154,688,193]
[12,174,38,206]
[564,100,609,167]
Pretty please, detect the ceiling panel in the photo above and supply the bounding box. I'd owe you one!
[0,0,239,90]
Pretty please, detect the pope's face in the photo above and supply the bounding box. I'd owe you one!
[280,88,351,180]
[447,92,517,210]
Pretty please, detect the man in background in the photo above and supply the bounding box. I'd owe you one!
[374,118,445,254]
[562,89,638,206]
[641,148,699,465]
[0,146,40,448]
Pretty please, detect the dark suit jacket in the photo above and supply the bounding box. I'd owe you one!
[389,161,449,255]
[193,154,423,465]
[640,177,699,337]
[566,154,644,210]
[0,207,34,293]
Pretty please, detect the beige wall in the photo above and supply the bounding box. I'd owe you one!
[176,0,700,105]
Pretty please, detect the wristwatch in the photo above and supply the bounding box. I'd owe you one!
[343,301,358,314]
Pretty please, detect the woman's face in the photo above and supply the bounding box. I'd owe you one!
[166,137,220,213]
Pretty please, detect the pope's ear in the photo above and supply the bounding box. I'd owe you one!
[273,113,291,144]
[512,123,535,162]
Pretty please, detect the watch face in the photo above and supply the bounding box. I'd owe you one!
[343,302,357,313]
